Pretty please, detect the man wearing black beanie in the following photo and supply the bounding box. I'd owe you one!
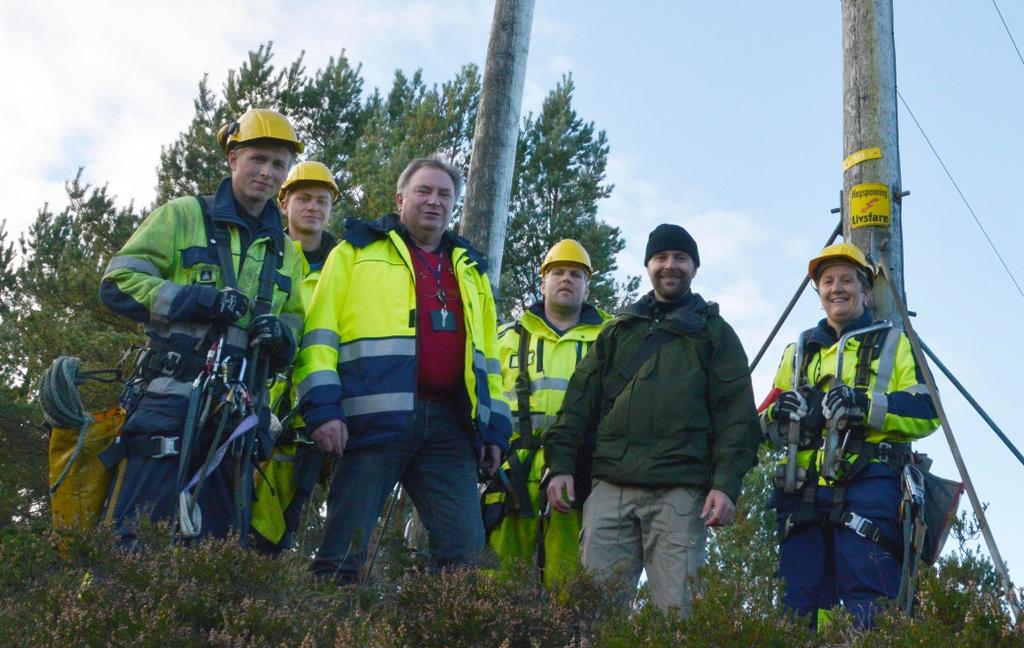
[544,223,760,615]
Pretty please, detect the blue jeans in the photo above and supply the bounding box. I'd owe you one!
[310,398,484,580]
[774,463,902,629]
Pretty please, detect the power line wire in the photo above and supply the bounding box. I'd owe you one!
[992,0,1024,70]
[896,89,1024,301]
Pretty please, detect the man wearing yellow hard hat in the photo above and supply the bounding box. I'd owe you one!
[252,161,341,552]
[483,239,612,588]
[760,242,939,628]
[100,108,305,544]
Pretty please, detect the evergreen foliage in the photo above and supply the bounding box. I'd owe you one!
[0,394,44,531]
[500,74,639,319]
[344,65,481,224]
[0,172,142,405]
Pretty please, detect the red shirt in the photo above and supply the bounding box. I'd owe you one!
[407,240,466,401]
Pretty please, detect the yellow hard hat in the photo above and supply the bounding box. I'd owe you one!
[541,239,593,276]
[216,108,305,155]
[808,242,874,284]
[279,161,340,202]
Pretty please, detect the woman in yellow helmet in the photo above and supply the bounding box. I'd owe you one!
[760,243,939,629]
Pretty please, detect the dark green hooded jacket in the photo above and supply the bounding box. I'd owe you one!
[543,291,761,502]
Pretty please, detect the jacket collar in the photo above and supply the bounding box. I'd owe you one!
[209,177,285,252]
[286,229,338,273]
[804,311,876,348]
[342,213,488,271]
[621,290,715,335]
[523,300,607,336]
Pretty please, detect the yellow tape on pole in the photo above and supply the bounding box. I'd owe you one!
[843,146,882,171]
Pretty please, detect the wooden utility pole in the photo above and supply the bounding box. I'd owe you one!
[460,0,535,289]
[841,0,904,324]
[842,2,1021,616]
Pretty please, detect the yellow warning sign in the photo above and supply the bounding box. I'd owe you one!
[849,183,891,229]
[843,147,882,171]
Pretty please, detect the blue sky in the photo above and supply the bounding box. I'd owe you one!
[4,1,1023,581]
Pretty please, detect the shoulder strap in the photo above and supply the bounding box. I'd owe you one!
[514,323,533,439]
[796,328,815,384]
[196,195,237,290]
[604,325,677,404]
[253,244,282,317]
[853,328,888,391]
[195,195,285,317]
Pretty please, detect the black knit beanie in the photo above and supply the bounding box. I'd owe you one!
[644,224,700,267]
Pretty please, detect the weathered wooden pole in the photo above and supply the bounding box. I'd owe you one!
[843,2,1020,614]
[460,0,535,290]
[841,0,904,324]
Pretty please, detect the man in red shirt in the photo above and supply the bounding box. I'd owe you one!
[295,158,510,581]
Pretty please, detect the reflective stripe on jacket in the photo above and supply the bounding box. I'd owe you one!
[269,232,338,429]
[100,177,305,396]
[294,214,512,451]
[762,313,940,479]
[498,302,611,440]
[485,301,610,513]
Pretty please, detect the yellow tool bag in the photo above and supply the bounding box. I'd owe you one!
[48,406,125,532]
[40,356,125,533]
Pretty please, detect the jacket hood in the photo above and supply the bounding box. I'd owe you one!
[342,213,488,271]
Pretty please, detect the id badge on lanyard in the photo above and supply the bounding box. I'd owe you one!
[413,244,458,333]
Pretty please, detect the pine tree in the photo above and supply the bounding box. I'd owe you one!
[499,74,637,320]
[0,172,143,405]
[155,76,229,204]
[344,65,481,224]
[294,51,367,215]
[156,42,367,216]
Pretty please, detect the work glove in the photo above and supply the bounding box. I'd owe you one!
[249,314,287,352]
[774,390,808,422]
[212,288,249,323]
[822,384,870,420]
[801,388,827,431]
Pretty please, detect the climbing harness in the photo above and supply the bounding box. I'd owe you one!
[781,333,807,493]
[821,321,893,480]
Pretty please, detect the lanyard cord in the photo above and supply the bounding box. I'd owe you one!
[410,243,449,310]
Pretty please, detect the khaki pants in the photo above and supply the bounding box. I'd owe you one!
[580,480,707,615]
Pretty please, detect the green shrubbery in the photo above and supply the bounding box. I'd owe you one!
[0,516,1020,647]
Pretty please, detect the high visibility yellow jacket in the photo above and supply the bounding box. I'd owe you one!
[762,313,939,480]
[498,303,612,446]
[269,231,338,426]
[293,214,512,450]
[294,231,338,303]
[485,302,610,581]
[100,178,305,397]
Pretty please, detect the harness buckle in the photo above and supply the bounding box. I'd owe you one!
[161,351,182,376]
[844,511,871,539]
[151,436,180,459]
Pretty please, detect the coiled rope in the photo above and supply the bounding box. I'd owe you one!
[39,356,119,494]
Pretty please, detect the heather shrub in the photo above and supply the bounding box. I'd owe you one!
[1,521,1021,647]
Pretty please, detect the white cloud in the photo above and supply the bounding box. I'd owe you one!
[546,54,574,77]
[1,0,495,240]
[600,154,798,322]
